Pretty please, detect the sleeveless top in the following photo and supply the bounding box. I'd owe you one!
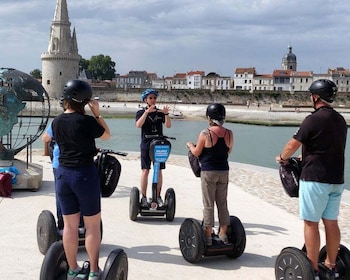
[199,129,230,171]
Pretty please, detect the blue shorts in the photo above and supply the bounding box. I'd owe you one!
[299,180,344,222]
[140,148,165,170]
[55,164,101,216]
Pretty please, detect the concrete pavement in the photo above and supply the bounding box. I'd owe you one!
[0,152,349,279]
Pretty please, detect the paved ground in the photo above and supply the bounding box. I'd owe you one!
[0,152,349,279]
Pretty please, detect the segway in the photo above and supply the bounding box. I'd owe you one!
[275,244,350,279]
[129,135,176,221]
[179,215,246,263]
[39,240,128,280]
[36,149,127,255]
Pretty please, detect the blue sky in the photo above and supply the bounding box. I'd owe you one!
[0,0,349,77]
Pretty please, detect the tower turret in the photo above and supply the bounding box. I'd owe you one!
[41,0,81,99]
[282,45,297,71]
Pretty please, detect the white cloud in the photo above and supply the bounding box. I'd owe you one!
[1,0,350,76]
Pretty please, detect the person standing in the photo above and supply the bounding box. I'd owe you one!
[135,88,171,207]
[52,80,110,280]
[186,103,233,245]
[276,79,347,278]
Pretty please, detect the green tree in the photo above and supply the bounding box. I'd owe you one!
[30,69,42,79]
[88,54,116,80]
[79,58,90,72]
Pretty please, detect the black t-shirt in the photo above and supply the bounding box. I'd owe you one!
[135,108,165,149]
[293,106,347,184]
[52,112,105,167]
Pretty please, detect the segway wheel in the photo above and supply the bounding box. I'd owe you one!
[179,218,206,263]
[226,215,246,258]
[39,241,67,280]
[129,187,140,221]
[275,247,315,280]
[37,210,58,255]
[319,244,350,279]
[165,188,176,221]
[101,248,128,280]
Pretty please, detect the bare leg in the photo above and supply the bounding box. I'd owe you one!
[62,213,80,271]
[83,212,101,272]
[219,225,228,236]
[140,169,149,197]
[304,220,320,271]
[323,218,340,269]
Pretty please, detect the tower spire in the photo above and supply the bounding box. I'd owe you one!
[41,0,81,99]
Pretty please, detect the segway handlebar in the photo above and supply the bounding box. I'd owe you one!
[144,135,176,140]
[98,148,128,157]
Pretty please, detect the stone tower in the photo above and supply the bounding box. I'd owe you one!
[281,45,297,71]
[41,0,81,99]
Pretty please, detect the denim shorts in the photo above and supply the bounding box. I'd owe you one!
[55,164,101,216]
[299,180,344,222]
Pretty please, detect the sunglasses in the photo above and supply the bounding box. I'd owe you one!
[148,96,157,100]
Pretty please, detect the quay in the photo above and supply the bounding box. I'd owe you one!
[0,151,349,279]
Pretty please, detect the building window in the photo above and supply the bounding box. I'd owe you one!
[47,80,50,85]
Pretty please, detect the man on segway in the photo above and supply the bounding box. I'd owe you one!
[276,79,347,278]
[135,89,171,208]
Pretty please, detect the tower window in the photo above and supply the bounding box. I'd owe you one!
[47,80,50,85]
[60,72,62,76]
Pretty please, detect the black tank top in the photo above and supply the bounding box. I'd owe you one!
[199,129,229,171]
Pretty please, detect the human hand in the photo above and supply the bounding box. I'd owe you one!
[88,99,100,117]
[162,105,171,115]
[275,155,288,164]
[147,104,157,113]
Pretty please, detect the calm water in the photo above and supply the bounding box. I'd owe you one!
[33,118,350,190]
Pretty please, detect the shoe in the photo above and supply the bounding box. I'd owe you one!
[88,269,102,280]
[140,196,148,207]
[219,234,230,244]
[318,263,339,279]
[157,196,164,207]
[206,236,212,246]
[67,266,85,280]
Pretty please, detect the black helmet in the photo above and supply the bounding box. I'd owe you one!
[206,103,226,120]
[309,79,337,103]
[63,80,92,104]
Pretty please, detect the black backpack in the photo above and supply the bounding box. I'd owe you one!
[95,151,122,197]
[279,157,302,197]
[188,150,201,177]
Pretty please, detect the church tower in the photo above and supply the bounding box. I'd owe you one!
[41,0,81,99]
[281,45,297,71]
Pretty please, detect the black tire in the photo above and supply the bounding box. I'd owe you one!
[275,247,315,280]
[37,210,58,255]
[226,215,246,258]
[101,248,128,280]
[39,241,68,280]
[179,218,206,263]
[319,244,350,279]
[129,187,140,221]
[165,188,176,221]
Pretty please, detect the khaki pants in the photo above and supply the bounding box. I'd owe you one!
[201,170,230,228]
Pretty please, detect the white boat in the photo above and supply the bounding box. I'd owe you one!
[169,112,184,119]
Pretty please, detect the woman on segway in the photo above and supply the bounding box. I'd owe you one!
[186,103,233,245]
[52,80,111,280]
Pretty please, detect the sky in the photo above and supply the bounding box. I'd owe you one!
[0,0,350,78]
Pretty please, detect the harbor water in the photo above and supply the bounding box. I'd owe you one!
[32,118,350,190]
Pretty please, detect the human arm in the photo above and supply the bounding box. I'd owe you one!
[276,137,302,163]
[186,130,207,157]
[162,105,171,128]
[88,99,111,140]
[135,105,158,128]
